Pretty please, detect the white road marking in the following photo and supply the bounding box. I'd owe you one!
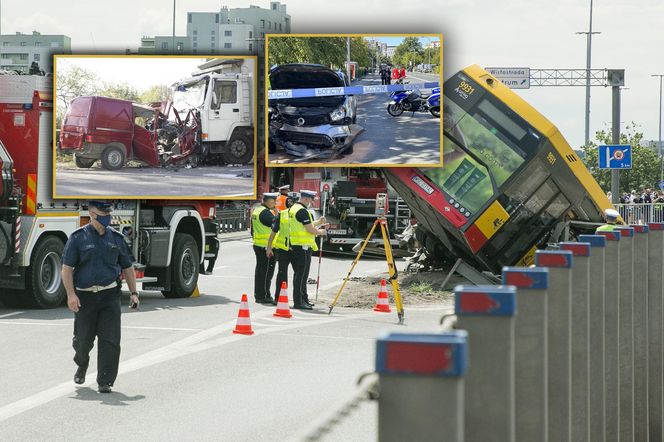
[0,312,23,319]
[0,309,375,423]
[269,333,373,342]
[0,321,200,332]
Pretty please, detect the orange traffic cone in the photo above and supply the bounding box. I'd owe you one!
[232,294,255,335]
[373,279,392,313]
[273,281,293,318]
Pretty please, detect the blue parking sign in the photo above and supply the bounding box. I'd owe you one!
[598,144,632,169]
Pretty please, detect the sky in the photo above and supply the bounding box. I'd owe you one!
[367,36,440,47]
[3,0,664,149]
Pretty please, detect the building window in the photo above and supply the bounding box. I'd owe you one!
[272,3,277,9]
[279,23,282,31]
[20,42,26,46]
[193,36,197,42]
[211,30,215,34]
[211,42,215,47]
[35,41,41,47]
[211,49,215,53]
[193,42,197,48]
[249,31,253,39]
[34,53,40,61]
[193,49,197,53]
[211,36,215,41]
[269,21,272,29]
[224,30,232,36]
[261,19,265,28]
[193,30,198,35]
[177,42,183,51]
[162,42,168,49]
[20,54,28,60]
[188,13,192,23]
[215,14,219,23]
[2,42,8,47]
[224,43,232,49]
[249,43,253,52]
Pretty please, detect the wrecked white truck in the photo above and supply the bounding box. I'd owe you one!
[267,63,362,160]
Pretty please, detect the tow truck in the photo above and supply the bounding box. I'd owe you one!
[0,73,220,308]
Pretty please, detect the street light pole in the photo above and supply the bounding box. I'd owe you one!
[576,0,600,146]
[653,74,664,188]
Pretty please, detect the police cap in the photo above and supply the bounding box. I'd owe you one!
[88,200,113,213]
[299,190,317,199]
[263,192,278,201]
[278,184,290,192]
[604,208,620,220]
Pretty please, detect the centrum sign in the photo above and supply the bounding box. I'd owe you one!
[485,67,531,89]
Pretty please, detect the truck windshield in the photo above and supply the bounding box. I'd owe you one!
[173,79,207,113]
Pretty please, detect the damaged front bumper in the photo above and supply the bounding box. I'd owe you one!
[271,123,364,160]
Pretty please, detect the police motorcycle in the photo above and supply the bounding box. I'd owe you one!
[386,80,441,118]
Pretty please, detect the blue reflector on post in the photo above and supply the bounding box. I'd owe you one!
[375,331,468,377]
[454,285,517,316]
[502,267,549,289]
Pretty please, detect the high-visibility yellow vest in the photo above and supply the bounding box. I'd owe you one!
[252,206,272,247]
[288,203,318,251]
[596,223,616,233]
[273,209,290,251]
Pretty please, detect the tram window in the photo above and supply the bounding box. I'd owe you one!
[455,111,524,187]
[424,135,493,213]
[504,160,549,204]
[545,194,571,219]
[477,99,527,141]
[525,179,558,214]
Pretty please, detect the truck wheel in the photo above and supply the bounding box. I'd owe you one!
[101,145,125,170]
[24,236,66,309]
[74,156,96,168]
[223,135,253,165]
[162,233,199,298]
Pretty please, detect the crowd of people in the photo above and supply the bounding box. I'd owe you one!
[379,66,407,85]
[610,188,664,204]
[606,188,664,224]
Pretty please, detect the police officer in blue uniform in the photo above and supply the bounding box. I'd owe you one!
[61,201,138,393]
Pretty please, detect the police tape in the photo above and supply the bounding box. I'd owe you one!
[267,82,440,100]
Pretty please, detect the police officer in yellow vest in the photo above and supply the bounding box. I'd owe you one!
[596,208,621,233]
[266,192,298,304]
[288,190,328,310]
[251,193,278,304]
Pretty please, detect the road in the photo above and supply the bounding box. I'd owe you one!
[268,72,442,166]
[55,165,254,199]
[0,235,450,441]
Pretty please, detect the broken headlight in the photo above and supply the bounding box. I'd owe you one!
[329,105,346,122]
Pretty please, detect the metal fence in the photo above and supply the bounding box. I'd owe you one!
[615,203,664,224]
[217,208,250,233]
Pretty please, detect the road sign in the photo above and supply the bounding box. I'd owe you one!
[485,67,531,89]
[598,144,632,169]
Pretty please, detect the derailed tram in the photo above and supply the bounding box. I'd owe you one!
[385,65,613,274]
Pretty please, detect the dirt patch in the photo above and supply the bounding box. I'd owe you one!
[318,271,465,309]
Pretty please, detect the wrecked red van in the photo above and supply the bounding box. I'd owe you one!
[59,96,160,170]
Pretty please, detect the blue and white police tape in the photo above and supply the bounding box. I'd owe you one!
[267,81,440,100]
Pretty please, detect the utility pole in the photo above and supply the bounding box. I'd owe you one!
[608,70,625,205]
[172,0,176,55]
[576,0,601,146]
[653,74,664,190]
[346,37,351,79]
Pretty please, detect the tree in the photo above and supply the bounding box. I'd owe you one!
[55,65,100,124]
[139,84,173,104]
[392,37,424,68]
[581,123,660,193]
[99,82,140,102]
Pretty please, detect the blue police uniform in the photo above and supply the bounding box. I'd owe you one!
[63,221,133,388]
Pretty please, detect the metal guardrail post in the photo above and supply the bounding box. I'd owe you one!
[649,223,664,441]
[597,230,622,441]
[376,331,468,442]
[578,234,608,442]
[615,226,635,442]
[632,225,650,441]
[455,285,516,442]
[535,250,573,442]
[560,242,592,442]
[502,267,548,442]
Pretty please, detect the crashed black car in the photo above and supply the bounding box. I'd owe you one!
[268,64,361,159]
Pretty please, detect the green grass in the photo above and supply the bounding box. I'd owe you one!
[409,281,434,295]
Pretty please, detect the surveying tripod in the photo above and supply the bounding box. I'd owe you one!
[328,216,405,324]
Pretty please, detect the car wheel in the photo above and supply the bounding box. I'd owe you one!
[74,156,96,168]
[101,145,125,170]
[162,233,199,299]
[387,103,404,116]
[222,134,253,164]
[430,107,441,118]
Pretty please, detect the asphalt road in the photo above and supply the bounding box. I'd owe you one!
[268,72,442,166]
[0,235,451,441]
[54,165,254,199]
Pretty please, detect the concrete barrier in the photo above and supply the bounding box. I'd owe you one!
[455,285,516,442]
[615,226,635,442]
[502,267,548,442]
[649,222,664,441]
[535,250,573,442]
[632,224,650,441]
[597,229,622,441]
[578,234,608,442]
[376,331,468,442]
[560,242,592,442]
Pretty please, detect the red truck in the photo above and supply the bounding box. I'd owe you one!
[0,74,220,308]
